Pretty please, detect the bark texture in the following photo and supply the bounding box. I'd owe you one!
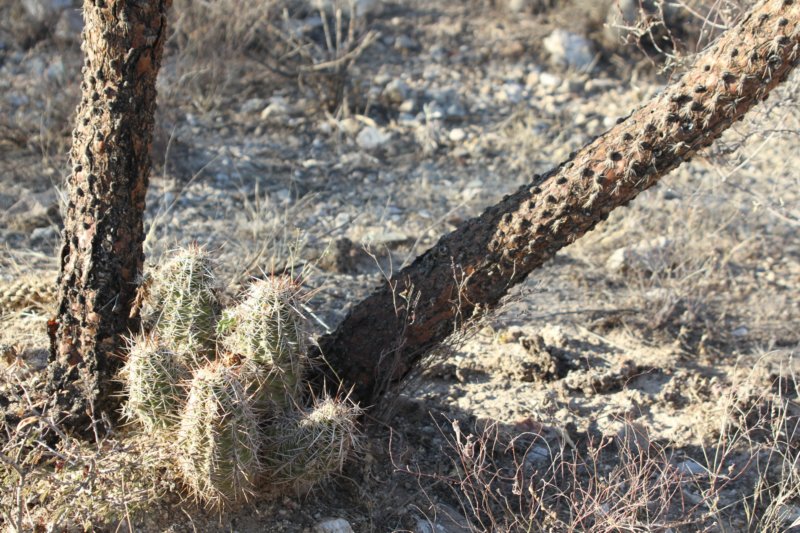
[48,0,170,426]
[317,0,800,403]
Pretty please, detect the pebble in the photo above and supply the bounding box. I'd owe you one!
[496,82,524,104]
[676,459,706,477]
[356,126,390,151]
[395,35,419,51]
[241,98,266,114]
[537,71,562,89]
[448,128,466,142]
[383,78,411,104]
[606,236,675,274]
[543,29,595,70]
[313,518,354,533]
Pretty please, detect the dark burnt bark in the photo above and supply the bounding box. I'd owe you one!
[47,0,170,427]
[316,0,800,404]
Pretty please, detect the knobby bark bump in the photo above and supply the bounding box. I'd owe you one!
[316,0,800,404]
[48,0,171,426]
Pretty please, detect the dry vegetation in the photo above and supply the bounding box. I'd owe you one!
[1,0,799,531]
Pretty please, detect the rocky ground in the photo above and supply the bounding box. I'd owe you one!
[2,0,800,531]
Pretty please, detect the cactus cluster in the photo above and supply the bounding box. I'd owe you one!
[120,246,361,505]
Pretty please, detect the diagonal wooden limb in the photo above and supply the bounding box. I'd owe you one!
[315,0,800,404]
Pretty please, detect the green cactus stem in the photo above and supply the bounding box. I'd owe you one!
[120,335,189,432]
[150,245,220,365]
[177,362,264,505]
[220,276,308,405]
[262,396,362,491]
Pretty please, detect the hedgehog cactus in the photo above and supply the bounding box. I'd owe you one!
[121,247,362,505]
[263,396,362,490]
[121,335,190,432]
[177,362,264,505]
[150,245,220,365]
[220,276,308,405]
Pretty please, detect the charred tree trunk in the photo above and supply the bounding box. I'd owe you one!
[317,0,800,404]
[47,0,170,427]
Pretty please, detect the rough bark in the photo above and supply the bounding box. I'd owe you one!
[316,0,800,404]
[47,0,170,427]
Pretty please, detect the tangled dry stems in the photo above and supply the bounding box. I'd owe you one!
[410,354,800,532]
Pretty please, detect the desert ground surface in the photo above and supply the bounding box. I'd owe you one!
[1,0,800,531]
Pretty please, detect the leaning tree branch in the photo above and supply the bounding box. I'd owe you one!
[316,0,800,403]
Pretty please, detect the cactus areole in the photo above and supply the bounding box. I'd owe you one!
[47,0,171,427]
[316,0,800,403]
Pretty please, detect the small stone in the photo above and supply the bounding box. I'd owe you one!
[54,8,83,42]
[313,518,354,533]
[499,40,525,58]
[394,35,419,51]
[399,99,417,113]
[525,70,540,88]
[539,323,568,348]
[309,0,383,16]
[505,0,531,12]
[241,98,266,114]
[606,237,675,274]
[496,82,524,104]
[524,445,552,468]
[356,126,390,151]
[731,326,749,338]
[448,128,466,142]
[274,188,292,204]
[339,117,361,137]
[537,71,562,89]
[676,459,706,477]
[30,226,58,245]
[543,29,596,70]
[383,79,410,104]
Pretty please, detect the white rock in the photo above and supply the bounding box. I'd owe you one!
[537,71,562,89]
[241,98,266,114]
[309,0,382,16]
[45,57,65,82]
[605,236,675,274]
[524,70,540,89]
[676,459,706,477]
[54,8,83,41]
[539,323,568,348]
[496,82,524,104]
[313,518,355,533]
[448,128,466,142]
[394,35,419,51]
[543,29,595,70]
[22,0,72,22]
[339,117,361,137]
[524,444,552,468]
[505,0,532,12]
[383,78,410,104]
[356,126,390,151]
